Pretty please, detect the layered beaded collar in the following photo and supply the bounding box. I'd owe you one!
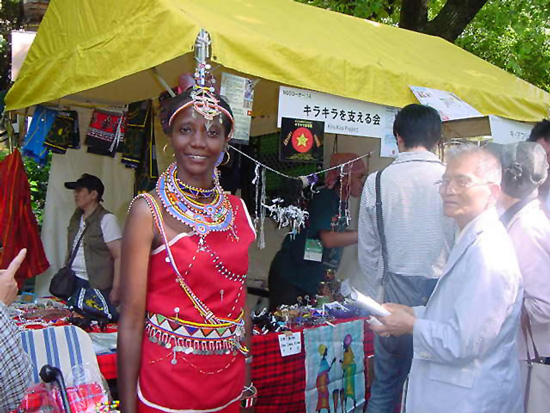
[156,163,234,236]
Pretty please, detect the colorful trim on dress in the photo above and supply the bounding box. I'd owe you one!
[145,312,244,355]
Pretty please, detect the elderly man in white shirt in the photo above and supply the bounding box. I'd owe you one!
[371,145,523,413]
[358,104,455,413]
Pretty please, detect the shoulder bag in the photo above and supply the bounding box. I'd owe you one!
[521,308,550,413]
[49,226,87,299]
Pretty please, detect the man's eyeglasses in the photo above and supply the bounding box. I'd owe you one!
[435,176,494,193]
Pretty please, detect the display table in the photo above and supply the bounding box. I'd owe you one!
[96,318,375,412]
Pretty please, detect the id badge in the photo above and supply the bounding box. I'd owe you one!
[304,238,323,262]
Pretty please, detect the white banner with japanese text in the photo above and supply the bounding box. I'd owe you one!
[489,115,533,144]
[278,86,390,139]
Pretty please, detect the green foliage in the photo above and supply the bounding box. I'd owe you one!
[456,0,550,92]
[296,0,398,21]
[296,0,550,92]
[0,0,23,90]
[0,147,51,228]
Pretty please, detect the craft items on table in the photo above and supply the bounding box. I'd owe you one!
[85,109,127,157]
[44,110,80,154]
[10,298,118,333]
[22,105,57,165]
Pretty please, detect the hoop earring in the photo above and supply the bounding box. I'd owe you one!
[220,150,231,166]
[163,143,175,158]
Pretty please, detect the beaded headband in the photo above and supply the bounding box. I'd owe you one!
[167,29,235,139]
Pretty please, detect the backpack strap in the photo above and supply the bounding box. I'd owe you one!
[375,168,389,286]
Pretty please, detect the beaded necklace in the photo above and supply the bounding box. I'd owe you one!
[156,163,235,237]
[176,177,216,199]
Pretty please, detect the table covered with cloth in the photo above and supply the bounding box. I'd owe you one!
[96,318,375,412]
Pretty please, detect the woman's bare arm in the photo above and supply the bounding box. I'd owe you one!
[117,198,154,413]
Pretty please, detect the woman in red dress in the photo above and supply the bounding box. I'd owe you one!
[117,82,256,413]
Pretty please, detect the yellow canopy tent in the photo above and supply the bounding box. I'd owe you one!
[5,0,550,122]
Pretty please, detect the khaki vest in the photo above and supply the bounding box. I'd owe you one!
[67,204,114,290]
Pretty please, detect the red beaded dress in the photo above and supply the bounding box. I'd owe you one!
[136,194,255,413]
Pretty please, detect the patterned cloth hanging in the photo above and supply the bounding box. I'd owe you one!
[0,150,50,287]
[44,110,80,154]
[22,105,57,165]
[122,99,151,168]
[85,109,127,157]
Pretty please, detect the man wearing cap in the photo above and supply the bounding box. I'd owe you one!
[496,141,550,367]
[527,119,550,210]
[64,173,122,307]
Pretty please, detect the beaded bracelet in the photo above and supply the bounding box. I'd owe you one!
[240,383,258,408]
[96,400,120,412]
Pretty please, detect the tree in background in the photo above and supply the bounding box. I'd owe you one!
[297,0,550,92]
[0,0,24,92]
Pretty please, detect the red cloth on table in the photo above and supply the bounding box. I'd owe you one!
[0,150,49,287]
[252,331,306,413]
[252,319,375,413]
[137,195,256,412]
[97,352,118,380]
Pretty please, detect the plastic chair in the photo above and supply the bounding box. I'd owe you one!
[20,325,102,386]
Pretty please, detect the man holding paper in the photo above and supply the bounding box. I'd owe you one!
[358,104,455,412]
[370,146,523,413]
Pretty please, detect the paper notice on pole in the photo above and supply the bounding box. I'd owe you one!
[381,106,399,158]
[409,86,482,121]
[220,72,254,144]
[278,332,302,357]
[350,288,390,317]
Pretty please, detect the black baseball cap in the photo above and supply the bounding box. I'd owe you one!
[64,173,105,201]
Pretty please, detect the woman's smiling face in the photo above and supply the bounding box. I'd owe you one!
[169,105,230,188]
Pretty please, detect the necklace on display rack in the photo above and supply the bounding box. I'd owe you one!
[156,162,237,239]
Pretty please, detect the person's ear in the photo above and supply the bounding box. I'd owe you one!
[488,183,501,205]
[395,134,405,150]
[91,189,99,201]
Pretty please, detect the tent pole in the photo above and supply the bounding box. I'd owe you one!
[150,67,176,97]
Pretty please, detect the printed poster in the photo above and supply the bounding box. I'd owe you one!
[280,117,324,163]
[304,320,366,413]
[220,72,254,144]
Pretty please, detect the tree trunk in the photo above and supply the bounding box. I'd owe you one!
[425,0,489,42]
[399,0,429,32]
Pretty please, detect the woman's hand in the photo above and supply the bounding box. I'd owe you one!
[0,249,26,306]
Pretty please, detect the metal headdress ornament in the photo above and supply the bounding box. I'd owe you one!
[168,29,234,138]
